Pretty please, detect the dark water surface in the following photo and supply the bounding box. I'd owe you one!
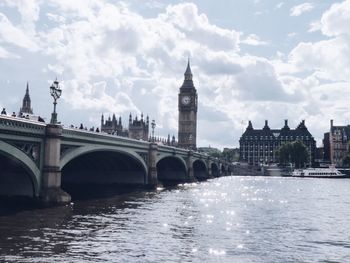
[1,176,350,263]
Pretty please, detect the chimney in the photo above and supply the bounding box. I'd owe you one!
[330,119,333,128]
[265,120,268,126]
[285,119,288,126]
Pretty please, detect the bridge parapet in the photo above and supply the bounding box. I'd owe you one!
[0,116,46,136]
[61,127,150,149]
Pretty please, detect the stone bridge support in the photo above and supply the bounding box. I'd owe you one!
[40,124,71,204]
[147,143,158,187]
[186,150,196,182]
[206,159,213,179]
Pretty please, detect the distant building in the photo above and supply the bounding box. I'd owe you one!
[323,132,330,162]
[324,120,350,166]
[128,113,149,141]
[19,82,33,116]
[101,114,127,136]
[239,120,316,166]
[100,113,150,141]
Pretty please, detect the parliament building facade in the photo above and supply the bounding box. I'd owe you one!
[239,120,316,166]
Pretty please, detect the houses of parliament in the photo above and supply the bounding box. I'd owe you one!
[101,60,198,149]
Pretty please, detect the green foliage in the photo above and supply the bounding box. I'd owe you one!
[222,148,239,162]
[197,147,239,162]
[277,140,309,168]
[342,155,350,167]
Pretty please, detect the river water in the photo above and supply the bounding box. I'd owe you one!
[1,176,350,263]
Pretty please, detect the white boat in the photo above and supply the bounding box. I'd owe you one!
[292,167,347,178]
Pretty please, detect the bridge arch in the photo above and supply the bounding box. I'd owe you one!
[60,145,148,195]
[156,155,187,184]
[193,159,208,180]
[0,140,40,197]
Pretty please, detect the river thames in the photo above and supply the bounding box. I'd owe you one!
[1,176,350,262]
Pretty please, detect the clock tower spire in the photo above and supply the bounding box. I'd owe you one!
[178,59,198,149]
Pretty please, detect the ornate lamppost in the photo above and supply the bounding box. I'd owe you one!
[50,78,62,124]
[151,119,156,142]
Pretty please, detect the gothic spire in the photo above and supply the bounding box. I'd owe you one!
[19,81,33,115]
[184,58,192,81]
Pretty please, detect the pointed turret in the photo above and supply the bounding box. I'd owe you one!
[263,120,270,131]
[184,58,192,81]
[282,119,290,131]
[167,134,170,145]
[180,59,195,90]
[19,81,33,116]
[247,120,253,130]
[101,114,104,127]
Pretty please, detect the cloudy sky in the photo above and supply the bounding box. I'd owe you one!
[1,0,350,149]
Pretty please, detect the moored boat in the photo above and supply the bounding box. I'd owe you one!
[291,167,348,178]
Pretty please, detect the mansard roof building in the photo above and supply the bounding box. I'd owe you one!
[239,120,316,166]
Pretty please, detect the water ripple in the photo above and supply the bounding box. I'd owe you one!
[1,177,350,262]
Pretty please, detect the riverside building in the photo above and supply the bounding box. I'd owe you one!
[239,120,316,166]
[323,120,350,167]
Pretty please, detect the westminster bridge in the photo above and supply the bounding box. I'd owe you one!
[0,115,230,204]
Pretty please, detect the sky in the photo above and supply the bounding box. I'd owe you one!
[1,0,350,149]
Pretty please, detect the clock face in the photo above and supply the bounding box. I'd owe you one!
[181,96,191,105]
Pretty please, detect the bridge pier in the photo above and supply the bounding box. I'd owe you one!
[186,150,196,182]
[147,143,158,187]
[40,124,71,205]
[207,159,214,179]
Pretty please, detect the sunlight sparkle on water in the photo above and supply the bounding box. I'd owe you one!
[209,248,226,255]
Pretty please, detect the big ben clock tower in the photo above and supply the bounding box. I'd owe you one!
[178,60,198,149]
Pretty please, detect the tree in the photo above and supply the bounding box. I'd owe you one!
[342,155,350,167]
[292,140,309,168]
[277,142,293,165]
[342,141,350,167]
[277,140,309,168]
[222,148,239,162]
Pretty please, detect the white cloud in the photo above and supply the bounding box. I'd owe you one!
[320,0,350,37]
[287,32,297,38]
[289,6,350,83]
[0,46,19,58]
[289,38,350,80]
[3,0,40,32]
[241,34,268,46]
[308,20,321,32]
[275,2,284,9]
[2,0,350,149]
[160,3,240,52]
[0,13,39,51]
[290,3,314,17]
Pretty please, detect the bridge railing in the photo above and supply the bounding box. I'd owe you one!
[0,115,46,136]
[61,127,151,147]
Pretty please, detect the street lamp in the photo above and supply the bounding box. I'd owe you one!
[50,78,62,124]
[151,119,156,142]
